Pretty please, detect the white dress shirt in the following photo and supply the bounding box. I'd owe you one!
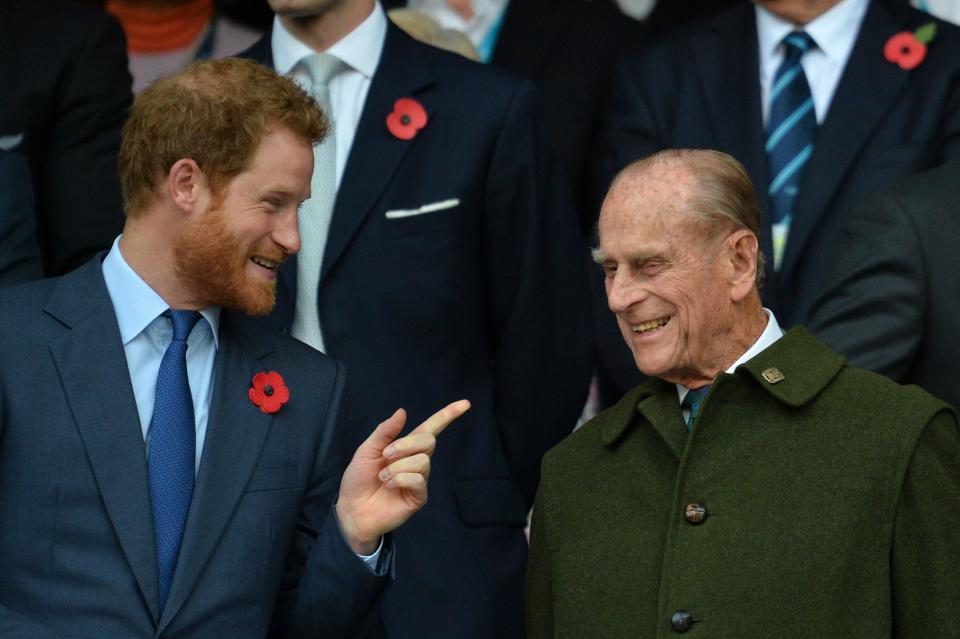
[271,5,387,185]
[102,237,219,472]
[756,0,869,126]
[677,309,785,417]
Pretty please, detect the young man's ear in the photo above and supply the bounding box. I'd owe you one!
[727,229,759,302]
[166,158,206,213]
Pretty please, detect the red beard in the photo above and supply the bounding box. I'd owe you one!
[174,203,286,316]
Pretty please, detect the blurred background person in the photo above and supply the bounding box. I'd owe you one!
[0,0,132,277]
[810,162,960,411]
[105,0,264,92]
[592,0,960,407]
[382,0,642,237]
[240,0,593,636]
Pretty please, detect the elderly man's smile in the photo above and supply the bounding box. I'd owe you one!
[631,316,671,335]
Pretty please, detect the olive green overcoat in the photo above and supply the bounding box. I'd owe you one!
[527,327,960,638]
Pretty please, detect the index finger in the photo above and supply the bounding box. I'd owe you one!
[410,399,471,437]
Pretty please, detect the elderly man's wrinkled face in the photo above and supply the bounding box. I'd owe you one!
[597,169,734,385]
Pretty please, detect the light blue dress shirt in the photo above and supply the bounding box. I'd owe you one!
[101,237,381,567]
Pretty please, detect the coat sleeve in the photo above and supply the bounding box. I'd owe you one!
[271,361,390,638]
[808,190,924,381]
[39,10,131,274]
[482,80,593,507]
[891,408,960,636]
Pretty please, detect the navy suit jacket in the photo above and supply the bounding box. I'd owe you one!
[0,258,387,638]
[241,23,592,639]
[594,0,960,400]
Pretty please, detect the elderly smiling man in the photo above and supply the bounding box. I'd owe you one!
[526,149,960,638]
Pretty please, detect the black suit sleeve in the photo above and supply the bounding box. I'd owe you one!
[808,190,924,380]
[271,362,388,638]
[40,10,131,275]
[0,151,42,287]
[483,80,593,507]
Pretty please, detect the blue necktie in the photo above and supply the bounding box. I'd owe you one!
[682,385,711,432]
[148,310,201,611]
[766,31,817,270]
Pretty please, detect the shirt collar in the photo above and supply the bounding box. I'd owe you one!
[271,1,387,79]
[101,236,220,347]
[676,308,784,401]
[756,0,869,66]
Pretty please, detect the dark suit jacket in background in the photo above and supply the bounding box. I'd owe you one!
[0,149,42,287]
[241,23,593,639]
[809,162,960,411]
[594,0,960,403]
[384,0,644,236]
[0,258,387,638]
[528,327,960,637]
[0,0,132,276]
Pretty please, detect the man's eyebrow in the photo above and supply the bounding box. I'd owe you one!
[591,247,608,264]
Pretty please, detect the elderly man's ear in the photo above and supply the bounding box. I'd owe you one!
[725,230,759,302]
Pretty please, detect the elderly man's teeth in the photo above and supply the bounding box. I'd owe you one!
[632,318,668,333]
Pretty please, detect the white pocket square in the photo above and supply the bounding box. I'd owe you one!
[0,133,24,151]
[385,198,460,219]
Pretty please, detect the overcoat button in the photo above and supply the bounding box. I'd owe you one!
[684,502,707,525]
[671,610,694,632]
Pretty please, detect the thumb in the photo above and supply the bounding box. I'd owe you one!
[358,408,406,457]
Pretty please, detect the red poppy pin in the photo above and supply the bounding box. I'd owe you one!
[249,371,289,414]
[884,21,937,70]
[386,98,428,140]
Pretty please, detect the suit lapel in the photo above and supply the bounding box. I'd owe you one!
[780,1,910,282]
[46,260,161,623]
[320,25,435,282]
[690,6,775,269]
[157,311,278,632]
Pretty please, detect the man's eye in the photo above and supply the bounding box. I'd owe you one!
[603,264,618,277]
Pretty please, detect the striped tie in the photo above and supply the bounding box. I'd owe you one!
[766,31,817,271]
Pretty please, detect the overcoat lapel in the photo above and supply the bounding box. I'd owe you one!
[601,380,687,460]
[46,260,161,623]
[158,311,277,632]
[320,25,435,282]
[690,6,775,278]
[780,0,909,282]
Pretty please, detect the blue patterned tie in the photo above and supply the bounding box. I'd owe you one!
[766,31,817,270]
[682,385,711,432]
[148,310,201,611]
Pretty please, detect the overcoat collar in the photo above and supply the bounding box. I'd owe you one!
[600,327,845,453]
